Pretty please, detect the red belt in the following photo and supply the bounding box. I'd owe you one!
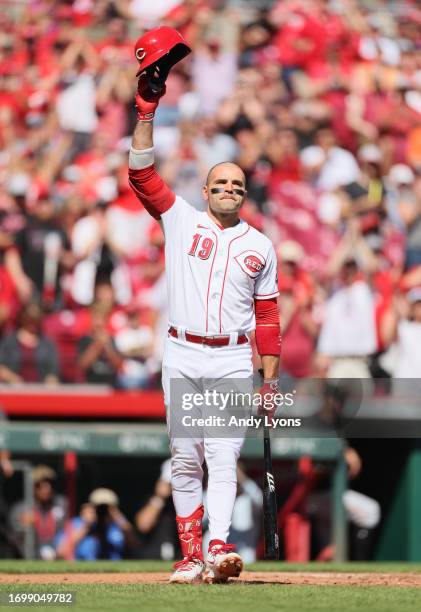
[168,326,248,347]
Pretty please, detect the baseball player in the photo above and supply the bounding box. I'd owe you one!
[128,28,281,584]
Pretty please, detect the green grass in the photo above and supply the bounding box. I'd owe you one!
[0,562,420,612]
[0,560,173,574]
[0,583,419,612]
[0,560,420,574]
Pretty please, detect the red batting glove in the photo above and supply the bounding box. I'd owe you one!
[135,75,166,122]
[258,378,280,421]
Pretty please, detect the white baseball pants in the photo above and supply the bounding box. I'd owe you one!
[162,334,253,543]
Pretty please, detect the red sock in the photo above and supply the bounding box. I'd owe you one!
[176,505,204,560]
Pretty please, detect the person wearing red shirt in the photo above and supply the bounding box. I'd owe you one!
[277,241,318,379]
[267,129,302,190]
[272,9,326,72]
[95,18,134,68]
[0,263,17,331]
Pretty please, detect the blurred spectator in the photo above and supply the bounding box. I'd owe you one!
[70,201,112,306]
[394,286,421,382]
[267,129,301,189]
[0,260,17,332]
[6,196,70,307]
[302,126,361,191]
[194,115,238,168]
[115,304,157,389]
[383,287,421,384]
[56,488,136,560]
[0,302,59,384]
[129,0,182,28]
[77,302,123,385]
[358,233,399,387]
[277,241,319,379]
[316,227,377,378]
[95,17,133,71]
[160,121,207,209]
[192,32,238,117]
[357,144,385,212]
[238,17,275,69]
[385,163,416,232]
[55,34,99,148]
[307,446,381,562]
[217,69,266,139]
[92,278,119,318]
[43,305,91,383]
[135,458,178,560]
[392,169,421,269]
[9,465,67,560]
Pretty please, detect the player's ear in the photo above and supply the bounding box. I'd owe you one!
[202,184,209,202]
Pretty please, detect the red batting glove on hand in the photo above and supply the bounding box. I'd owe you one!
[258,378,280,421]
[135,75,166,122]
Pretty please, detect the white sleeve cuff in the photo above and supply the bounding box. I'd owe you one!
[129,146,155,170]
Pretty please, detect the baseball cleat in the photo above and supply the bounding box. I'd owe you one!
[203,542,243,584]
[169,556,204,584]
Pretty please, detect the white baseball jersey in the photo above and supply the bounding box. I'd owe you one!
[162,195,279,334]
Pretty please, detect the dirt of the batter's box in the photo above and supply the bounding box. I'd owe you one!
[0,572,420,587]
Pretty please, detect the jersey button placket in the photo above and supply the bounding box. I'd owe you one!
[207,236,228,331]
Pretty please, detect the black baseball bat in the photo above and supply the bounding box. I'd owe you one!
[263,424,280,559]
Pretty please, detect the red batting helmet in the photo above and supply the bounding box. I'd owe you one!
[134,26,191,91]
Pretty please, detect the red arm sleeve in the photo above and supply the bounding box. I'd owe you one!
[254,297,281,356]
[128,166,176,220]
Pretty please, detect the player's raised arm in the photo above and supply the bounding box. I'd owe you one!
[128,77,176,220]
[128,27,191,220]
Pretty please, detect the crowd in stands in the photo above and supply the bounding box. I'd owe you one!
[2,461,264,561]
[1,454,380,561]
[0,0,421,388]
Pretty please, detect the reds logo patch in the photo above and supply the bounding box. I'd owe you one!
[245,255,264,273]
[235,250,266,278]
